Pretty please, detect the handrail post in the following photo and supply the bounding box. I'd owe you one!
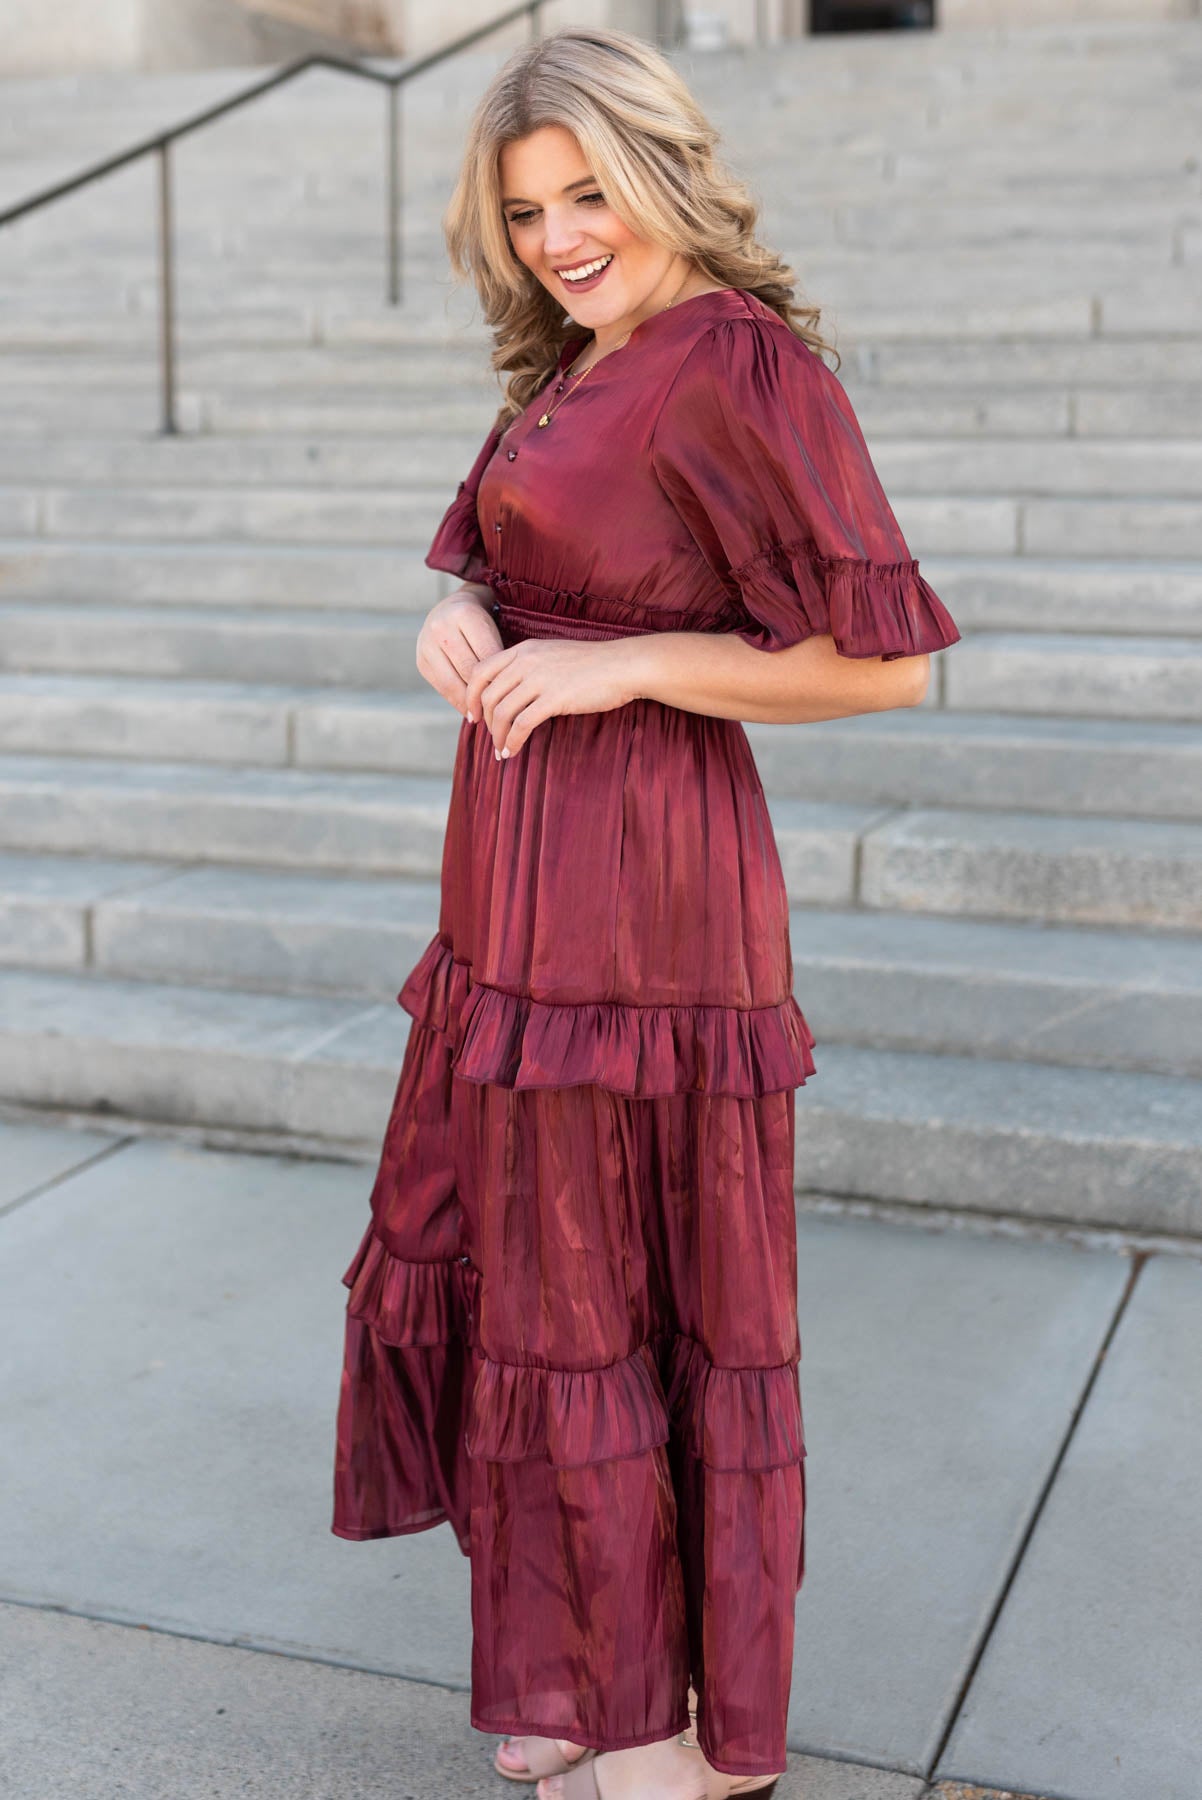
[156,140,178,435]
[1,8,566,426]
[386,80,402,306]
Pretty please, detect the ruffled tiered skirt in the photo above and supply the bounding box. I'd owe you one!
[331,689,811,1778]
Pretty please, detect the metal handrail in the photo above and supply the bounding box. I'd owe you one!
[0,0,549,433]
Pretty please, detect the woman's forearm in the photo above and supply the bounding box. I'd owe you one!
[621,628,930,725]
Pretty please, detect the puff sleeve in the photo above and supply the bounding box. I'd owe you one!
[424,419,504,585]
[649,318,961,660]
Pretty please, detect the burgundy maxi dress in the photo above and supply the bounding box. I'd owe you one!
[331,285,961,1777]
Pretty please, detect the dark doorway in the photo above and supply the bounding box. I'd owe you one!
[811,1,935,29]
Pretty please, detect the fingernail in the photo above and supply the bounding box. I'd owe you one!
[465,711,474,723]
[494,747,500,760]
[501,747,510,759]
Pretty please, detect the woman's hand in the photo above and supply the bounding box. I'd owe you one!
[465,636,640,759]
[415,585,502,717]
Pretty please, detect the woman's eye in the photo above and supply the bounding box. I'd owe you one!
[506,193,605,228]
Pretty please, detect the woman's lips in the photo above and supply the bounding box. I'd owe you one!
[556,255,613,295]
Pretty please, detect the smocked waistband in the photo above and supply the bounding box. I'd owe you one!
[492,599,657,643]
[483,567,731,644]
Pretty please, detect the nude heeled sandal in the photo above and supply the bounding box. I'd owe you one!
[494,1735,599,1782]
[676,1731,785,1799]
[532,1690,784,1800]
[495,1686,700,1784]
[541,1750,783,1800]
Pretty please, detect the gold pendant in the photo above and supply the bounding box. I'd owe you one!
[537,413,551,428]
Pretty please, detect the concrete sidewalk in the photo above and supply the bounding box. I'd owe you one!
[1,1113,1198,1800]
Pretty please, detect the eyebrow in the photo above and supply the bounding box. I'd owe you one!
[501,175,599,207]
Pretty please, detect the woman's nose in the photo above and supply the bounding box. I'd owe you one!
[542,212,585,257]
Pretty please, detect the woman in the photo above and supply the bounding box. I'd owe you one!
[331,25,960,1800]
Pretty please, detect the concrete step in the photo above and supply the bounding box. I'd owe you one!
[4,217,1183,267]
[0,494,37,534]
[0,434,488,489]
[0,389,495,439]
[749,709,1202,821]
[3,237,1182,298]
[0,346,499,391]
[890,154,1202,200]
[0,307,321,351]
[0,676,442,770]
[6,377,1202,442]
[933,558,1202,637]
[0,962,1197,1234]
[1024,498,1202,560]
[793,1039,1202,1238]
[0,855,442,1000]
[0,380,1076,441]
[145,381,1202,443]
[945,633,1202,722]
[5,433,1202,500]
[0,754,453,877]
[860,806,1202,931]
[2,677,1200,820]
[869,338,1202,387]
[874,440,1202,500]
[828,199,1194,254]
[8,333,1202,392]
[7,484,455,546]
[0,604,424,687]
[0,753,1199,927]
[9,483,1202,558]
[1,851,1198,1079]
[1,284,1198,351]
[5,598,1201,727]
[790,903,1202,1079]
[322,280,1202,343]
[0,541,436,609]
[116,196,1202,254]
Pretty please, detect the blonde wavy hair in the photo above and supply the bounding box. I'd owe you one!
[439,24,840,428]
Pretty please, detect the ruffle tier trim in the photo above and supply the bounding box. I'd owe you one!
[342,1223,805,1472]
[397,933,816,1099]
[731,542,963,661]
[340,1216,481,1348]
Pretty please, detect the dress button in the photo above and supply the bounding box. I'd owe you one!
[458,1253,471,1266]
[555,382,565,393]
[494,522,502,532]
[507,448,517,460]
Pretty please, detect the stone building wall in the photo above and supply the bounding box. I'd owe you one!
[940,0,1197,24]
[0,0,368,73]
[0,0,659,74]
[0,0,1195,74]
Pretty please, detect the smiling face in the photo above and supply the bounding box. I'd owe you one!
[499,124,687,343]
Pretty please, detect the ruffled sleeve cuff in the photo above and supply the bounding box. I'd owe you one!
[424,480,491,585]
[729,540,962,661]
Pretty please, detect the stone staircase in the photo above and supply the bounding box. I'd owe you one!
[0,20,1200,1233]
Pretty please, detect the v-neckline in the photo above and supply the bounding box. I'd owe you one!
[557,285,745,376]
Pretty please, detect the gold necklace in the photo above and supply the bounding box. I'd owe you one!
[536,265,698,429]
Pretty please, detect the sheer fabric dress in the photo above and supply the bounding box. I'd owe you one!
[330,285,961,1777]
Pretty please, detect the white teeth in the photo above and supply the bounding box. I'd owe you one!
[559,254,613,282]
